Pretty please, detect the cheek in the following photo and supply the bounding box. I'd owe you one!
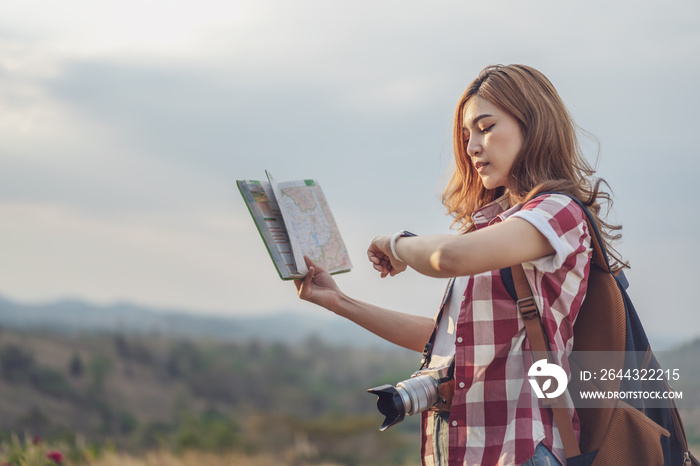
[502,134,523,166]
[491,135,521,167]
[507,143,522,166]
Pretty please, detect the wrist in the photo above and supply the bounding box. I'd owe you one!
[332,291,354,316]
[390,230,417,263]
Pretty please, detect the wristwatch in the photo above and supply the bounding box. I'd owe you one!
[390,230,417,262]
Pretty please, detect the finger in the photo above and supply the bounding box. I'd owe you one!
[368,248,384,261]
[367,244,386,261]
[297,266,315,298]
[296,279,306,298]
[304,255,325,273]
[373,261,388,275]
[303,255,314,269]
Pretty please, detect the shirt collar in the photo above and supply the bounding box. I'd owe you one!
[471,192,523,230]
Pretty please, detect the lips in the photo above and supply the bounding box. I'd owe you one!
[474,161,489,172]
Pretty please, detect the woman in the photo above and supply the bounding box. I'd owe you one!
[295,64,625,466]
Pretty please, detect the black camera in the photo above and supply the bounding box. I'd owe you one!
[367,363,453,431]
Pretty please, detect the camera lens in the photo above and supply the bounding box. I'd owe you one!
[367,384,406,431]
[397,374,440,415]
[367,374,442,431]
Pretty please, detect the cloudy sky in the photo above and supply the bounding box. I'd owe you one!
[1,0,698,345]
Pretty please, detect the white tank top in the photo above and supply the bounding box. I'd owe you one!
[428,276,469,369]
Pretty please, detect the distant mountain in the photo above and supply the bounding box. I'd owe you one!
[0,294,397,349]
[0,294,688,351]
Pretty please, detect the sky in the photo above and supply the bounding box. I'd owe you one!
[1,0,699,345]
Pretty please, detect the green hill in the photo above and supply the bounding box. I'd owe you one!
[0,327,423,465]
[0,314,698,464]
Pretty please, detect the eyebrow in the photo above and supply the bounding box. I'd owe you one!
[462,114,493,130]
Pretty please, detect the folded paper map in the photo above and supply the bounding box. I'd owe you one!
[237,171,352,280]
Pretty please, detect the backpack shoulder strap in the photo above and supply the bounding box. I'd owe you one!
[512,263,581,458]
[510,192,591,459]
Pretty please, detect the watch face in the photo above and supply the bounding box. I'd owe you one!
[401,231,417,237]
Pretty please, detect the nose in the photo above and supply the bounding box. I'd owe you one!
[466,137,481,158]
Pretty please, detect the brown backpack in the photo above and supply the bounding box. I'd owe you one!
[509,194,698,465]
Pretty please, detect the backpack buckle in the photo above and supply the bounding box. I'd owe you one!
[517,296,539,320]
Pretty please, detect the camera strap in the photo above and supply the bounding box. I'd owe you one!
[420,278,455,370]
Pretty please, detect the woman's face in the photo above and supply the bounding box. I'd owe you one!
[462,97,523,190]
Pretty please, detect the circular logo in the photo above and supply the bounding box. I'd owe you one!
[528,359,568,399]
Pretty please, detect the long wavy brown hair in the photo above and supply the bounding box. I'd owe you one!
[442,64,628,271]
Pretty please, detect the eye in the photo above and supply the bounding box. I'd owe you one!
[481,124,495,133]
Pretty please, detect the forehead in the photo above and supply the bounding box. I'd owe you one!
[462,97,505,128]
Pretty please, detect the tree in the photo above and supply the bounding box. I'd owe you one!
[69,352,84,378]
[0,344,34,382]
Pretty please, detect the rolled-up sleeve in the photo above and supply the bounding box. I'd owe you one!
[509,194,589,273]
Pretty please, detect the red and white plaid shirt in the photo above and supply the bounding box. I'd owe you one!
[420,193,592,466]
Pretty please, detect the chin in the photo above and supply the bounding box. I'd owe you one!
[480,179,498,190]
[479,176,506,191]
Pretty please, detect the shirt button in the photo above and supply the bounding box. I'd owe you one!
[459,382,465,388]
[452,421,458,427]
[456,337,463,343]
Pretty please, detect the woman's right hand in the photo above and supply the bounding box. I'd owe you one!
[294,255,343,311]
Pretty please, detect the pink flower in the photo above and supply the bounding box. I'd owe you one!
[46,450,63,464]
[32,434,42,445]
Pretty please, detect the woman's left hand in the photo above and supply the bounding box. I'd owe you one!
[367,235,407,278]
